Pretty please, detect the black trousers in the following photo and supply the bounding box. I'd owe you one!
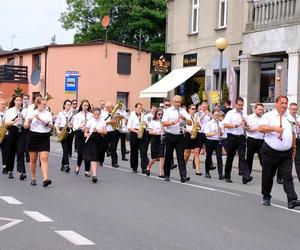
[225,133,250,179]
[246,137,264,174]
[205,139,223,175]
[60,130,74,166]
[119,132,127,157]
[129,132,149,171]
[0,137,8,167]
[6,126,26,173]
[294,139,300,182]
[106,131,119,165]
[261,143,298,202]
[75,130,90,171]
[164,133,187,178]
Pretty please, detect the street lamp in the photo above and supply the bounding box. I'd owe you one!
[276,65,282,96]
[215,37,228,106]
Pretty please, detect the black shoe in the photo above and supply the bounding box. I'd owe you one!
[112,164,119,168]
[195,172,202,176]
[146,170,150,176]
[92,176,98,183]
[122,157,128,161]
[243,176,253,184]
[125,150,130,154]
[31,180,37,186]
[100,162,103,166]
[225,178,233,183]
[2,168,8,175]
[205,173,211,178]
[277,178,283,185]
[262,198,271,206]
[171,164,177,169]
[219,175,225,180]
[65,166,70,173]
[43,179,52,187]
[288,200,300,209]
[209,165,216,171]
[20,173,27,181]
[8,172,13,179]
[60,165,66,172]
[107,152,111,157]
[132,169,137,173]
[158,175,165,178]
[26,155,30,163]
[85,172,91,177]
[75,167,80,175]
[180,176,190,183]
[164,176,170,181]
[142,169,147,174]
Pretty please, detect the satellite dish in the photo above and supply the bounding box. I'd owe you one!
[31,69,41,85]
[101,15,110,28]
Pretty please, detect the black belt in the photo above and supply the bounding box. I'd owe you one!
[247,137,264,141]
[228,133,245,138]
[166,132,183,136]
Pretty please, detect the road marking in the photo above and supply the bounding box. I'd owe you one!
[0,196,22,205]
[23,211,54,222]
[55,230,95,245]
[0,217,23,232]
[272,204,300,214]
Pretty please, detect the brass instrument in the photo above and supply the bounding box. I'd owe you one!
[105,100,124,131]
[0,116,8,144]
[137,113,146,139]
[57,113,73,142]
[44,92,53,101]
[190,114,201,140]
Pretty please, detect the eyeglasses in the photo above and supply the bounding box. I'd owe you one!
[190,108,196,110]
[165,104,170,107]
[72,103,77,105]
[157,113,163,116]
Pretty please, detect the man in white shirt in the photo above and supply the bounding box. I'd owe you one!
[258,96,300,209]
[161,95,192,183]
[246,103,265,174]
[223,97,253,184]
[288,102,300,182]
[118,107,129,161]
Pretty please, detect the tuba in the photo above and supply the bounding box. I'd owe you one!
[106,100,124,130]
[137,113,146,139]
[190,114,201,140]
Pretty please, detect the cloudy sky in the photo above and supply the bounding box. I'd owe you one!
[0,0,75,50]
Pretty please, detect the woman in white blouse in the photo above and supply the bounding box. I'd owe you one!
[83,107,107,183]
[73,99,92,176]
[25,97,53,187]
[146,108,165,177]
[0,98,8,174]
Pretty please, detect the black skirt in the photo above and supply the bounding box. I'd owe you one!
[184,132,205,149]
[150,135,165,159]
[83,132,106,162]
[28,131,51,152]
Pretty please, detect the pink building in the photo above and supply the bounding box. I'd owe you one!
[0,41,151,113]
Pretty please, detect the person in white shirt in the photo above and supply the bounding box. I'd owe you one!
[246,103,265,174]
[118,107,129,161]
[4,95,27,180]
[204,110,224,179]
[258,96,300,209]
[54,99,74,173]
[25,98,53,187]
[161,95,192,183]
[73,99,92,176]
[127,103,149,173]
[146,108,165,177]
[0,98,8,174]
[223,97,253,184]
[288,102,300,182]
[184,104,202,176]
[83,107,107,183]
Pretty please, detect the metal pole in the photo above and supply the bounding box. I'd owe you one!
[105,28,108,57]
[218,50,223,106]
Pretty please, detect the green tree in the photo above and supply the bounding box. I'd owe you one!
[60,0,166,51]
[222,82,229,105]
[14,85,24,97]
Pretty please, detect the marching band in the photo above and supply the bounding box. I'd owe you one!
[0,93,300,209]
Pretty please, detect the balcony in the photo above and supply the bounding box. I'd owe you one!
[0,65,28,83]
[246,0,300,32]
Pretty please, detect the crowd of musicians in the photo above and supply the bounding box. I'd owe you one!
[0,93,300,209]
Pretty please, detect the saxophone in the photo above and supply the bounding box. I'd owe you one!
[137,113,146,139]
[0,119,8,144]
[190,114,200,140]
[57,114,73,142]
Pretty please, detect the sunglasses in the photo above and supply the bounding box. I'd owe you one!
[165,104,170,106]
[72,103,77,105]
[157,113,163,116]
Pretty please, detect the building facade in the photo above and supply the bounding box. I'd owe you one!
[0,41,151,113]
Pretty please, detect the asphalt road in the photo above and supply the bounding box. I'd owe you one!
[0,140,300,250]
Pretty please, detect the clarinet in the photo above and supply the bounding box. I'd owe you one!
[240,112,247,138]
[216,119,222,144]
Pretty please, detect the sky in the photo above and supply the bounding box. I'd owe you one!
[0,0,75,50]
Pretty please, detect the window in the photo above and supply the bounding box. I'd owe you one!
[191,0,199,34]
[218,0,228,28]
[33,54,41,70]
[117,52,131,75]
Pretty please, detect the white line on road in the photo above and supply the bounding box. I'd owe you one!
[271,204,300,214]
[0,217,23,232]
[23,211,54,222]
[55,230,95,245]
[0,196,23,205]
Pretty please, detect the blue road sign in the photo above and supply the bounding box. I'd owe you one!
[65,71,79,93]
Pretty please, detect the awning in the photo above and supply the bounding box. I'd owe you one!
[139,66,205,98]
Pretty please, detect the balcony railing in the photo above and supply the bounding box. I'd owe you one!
[0,65,28,83]
[246,0,300,31]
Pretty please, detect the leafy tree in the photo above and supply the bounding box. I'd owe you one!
[222,82,229,105]
[60,0,166,51]
[14,85,24,97]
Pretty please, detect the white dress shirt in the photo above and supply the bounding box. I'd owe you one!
[223,108,248,136]
[0,111,5,124]
[288,113,300,139]
[73,111,93,131]
[148,120,164,135]
[262,109,294,151]
[127,111,145,130]
[55,111,73,128]
[198,111,212,133]
[4,107,27,128]
[85,117,106,134]
[204,119,222,141]
[26,109,53,133]
[161,106,189,135]
[118,109,129,133]
[246,113,265,140]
